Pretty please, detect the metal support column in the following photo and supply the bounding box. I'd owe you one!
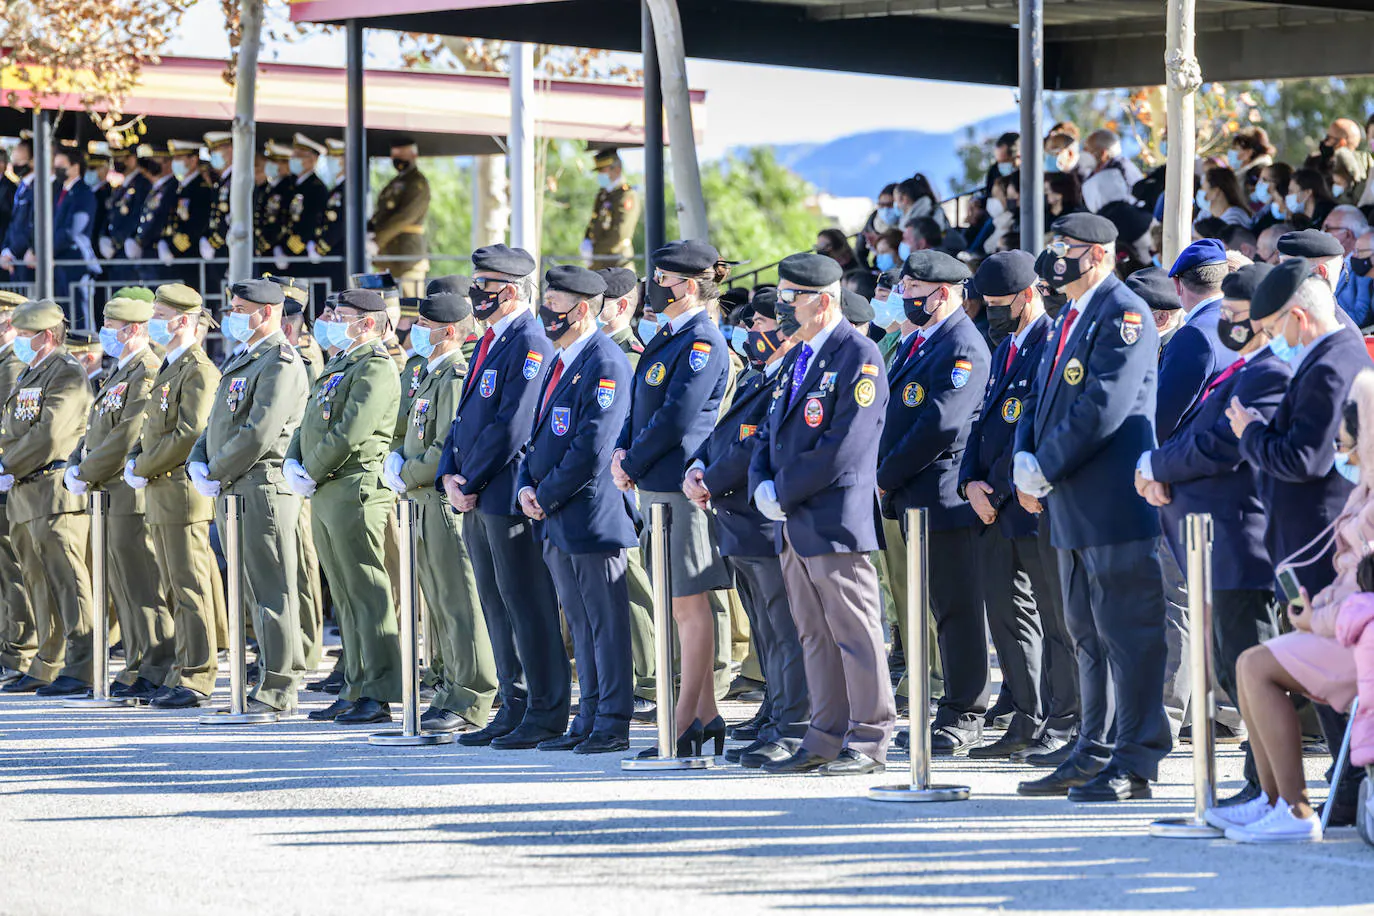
[345,20,368,280]
[32,108,53,300]
[1018,0,1044,253]
[642,1,666,277]
[509,42,537,261]
[65,491,132,708]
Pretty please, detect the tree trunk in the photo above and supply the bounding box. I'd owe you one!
[645,0,708,242]
[473,154,509,249]
[228,0,263,288]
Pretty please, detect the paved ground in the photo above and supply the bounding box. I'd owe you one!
[0,674,1370,916]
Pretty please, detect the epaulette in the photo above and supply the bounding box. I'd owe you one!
[630,340,644,353]
[278,344,297,362]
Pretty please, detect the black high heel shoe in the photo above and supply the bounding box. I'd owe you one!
[702,716,726,756]
[676,718,704,757]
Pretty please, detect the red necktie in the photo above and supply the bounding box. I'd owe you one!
[1004,340,1018,375]
[906,333,924,361]
[1201,360,1243,403]
[540,357,564,419]
[469,328,495,381]
[1052,307,1079,373]
[57,187,67,207]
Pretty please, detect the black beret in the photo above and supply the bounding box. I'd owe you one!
[974,250,1039,298]
[283,298,304,317]
[778,252,843,288]
[335,288,387,312]
[900,249,971,284]
[1033,248,1057,282]
[751,287,777,320]
[349,271,396,290]
[1220,262,1274,302]
[720,286,750,311]
[1051,212,1118,245]
[472,243,536,277]
[598,268,638,299]
[1277,228,1345,259]
[877,268,902,290]
[654,239,720,275]
[426,275,474,299]
[1125,267,1180,312]
[230,278,285,306]
[1098,199,1152,245]
[1251,256,1310,321]
[545,265,608,298]
[840,288,875,324]
[420,292,472,323]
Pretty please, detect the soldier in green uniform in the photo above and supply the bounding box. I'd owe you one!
[188,279,310,714]
[0,300,95,695]
[0,292,35,683]
[287,288,402,724]
[367,139,430,298]
[582,151,641,269]
[383,289,497,731]
[126,284,224,706]
[63,296,172,700]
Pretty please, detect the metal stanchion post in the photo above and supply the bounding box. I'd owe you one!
[371,499,453,746]
[623,502,715,771]
[65,490,133,708]
[869,508,969,802]
[1152,513,1223,837]
[200,494,278,725]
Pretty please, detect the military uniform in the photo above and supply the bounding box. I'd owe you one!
[316,178,346,293]
[134,171,178,282]
[584,157,640,269]
[164,165,216,286]
[256,161,296,261]
[0,303,35,676]
[283,171,328,264]
[367,165,430,295]
[104,167,152,263]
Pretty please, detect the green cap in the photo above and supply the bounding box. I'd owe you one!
[12,299,65,332]
[112,285,156,303]
[154,283,203,311]
[104,296,154,323]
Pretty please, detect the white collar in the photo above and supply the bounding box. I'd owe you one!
[151,173,174,190]
[427,348,460,374]
[62,177,79,191]
[117,345,148,370]
[555,326,598,367]
[167,342,192,365]
[918,309,954,341]
[764,357,785,378]
[1010,313,1042,350]
[296,169,315,182]
[1184,293,1222,326]
[804,314,845,355]
[668,305,706,335]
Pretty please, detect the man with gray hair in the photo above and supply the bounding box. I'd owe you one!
[1278,227,1366,327]
[1323,206,1373,326]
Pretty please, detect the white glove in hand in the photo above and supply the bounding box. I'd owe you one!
[62,466,88,496]
[284,459,316,497]
[199,237,216,261]
[383,469,407,495]
[188,462,220,499]
[157,240,175,266]
[123,459,147,490]
[124,238,142,260]
[98,236,116,260]
[753,480,787,522]
[0,474,13,493]
[1012,451,1052,498]
[385,451,405,479]
[306,241,322,265]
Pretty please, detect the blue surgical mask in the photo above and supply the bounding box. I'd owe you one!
[1252,179,1270,204]
[171,160,189,181]
[1044,152,1059,174]
[1270,201,1284,220]
[265,162,281,182]
[313,319,340,349]
[409,325,435,359]
[877,206,900,226]
[1335,452,1361,485]
[148,318,173,346]
[730,325,748,355]
[898,241,912,261]
[288,157,305,177]
[210,151,227,171]
[1226,149,1242,169]
[13,336,36,365]
[99,327,125,360]
[597,172,613,190]
[1334,183,1346,198]
[1195,188,1210,211]
[997,161,1015,176]
[1285,192,1302,213]
[1268,314,1304,364]
[83,170,100,189]
[872,294,903,328]
[876,252,897,272]
[223,311,254,344]
[315,160,333,187]
[637,318,659,342]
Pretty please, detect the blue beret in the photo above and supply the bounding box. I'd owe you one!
[1168,238,1228,277]
[840,288,875,323]
[230,278,284,306]
[1220,263,1273,302]
[420,292,471,323]
[778,252,843,288]
[335,288,387,312]
[472,244,536,277]
[1125,267,1180,311]
[900,249,970,283]
[974,250,1039,297]
[427,275,474,298]
[545,265,608,297]
[1277,228,1345,259]
[1251,256,1310,320]
[1051,212,1118,245]
[655,239,720,275]
[597,267,638,299]
[349,271,396,290]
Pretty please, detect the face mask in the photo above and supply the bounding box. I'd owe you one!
[392,158,408,173]
[13,335,36,365]
[82,170,100,188]
[330,158,344,181]
[897,241,912,261]
[99,327,126,360]
[997,161,1015,176]
[288,157,305,177]
[315,160,333,187]
[311,319,338,350]
[637,318,659,342]
[1352,256,1372,277]
[647,280,679,313]
[1226,149,1242,169]
[538,303,578,340]
[334,317,361,348]
[597,172,613,190]
[877,206,900,226]
[1252,180,1269,204]
[872,293,903,328]
[409,325,435,359]
[1336,452,1361,485]
[986,303,1019,340]
[171,160,189,181]
[1285,192,1303,213]
[876,252,897,272]
[1047,250,1086,289]
[469,286,503,321]
[986,197,1006,219]
[223,311,255,344]
[1270,201,1284,219]
[210,152,227,171]
[265,162,281,182]
[1334,183,1346,198]
[148,318,174,347]
[1268,313,1303,364]
[746,329,780,369]
[902,294,933,326]
[775,301,801,338]
[1216,316,1253,352]
[1043,152,1059,174]
[11,162,30,178]
[1195,188,1211,211]
[730,324,748,355]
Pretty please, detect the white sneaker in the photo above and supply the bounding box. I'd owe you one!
[1224,798,1322,843]
[1205,792,1273,830]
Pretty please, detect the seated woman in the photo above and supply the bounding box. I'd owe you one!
[1209,373,1373,843]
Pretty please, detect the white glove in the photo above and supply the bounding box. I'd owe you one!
[124,238,142,260]
[306,241,322,264]
[1012,451,1053,498]
[273,246,289,271]
[123,459,147,490]
[0,474,13,493]
[86,258,102,276]
[579,238,594,264]
[188,461,221,499]
[199,237,215,261]
[157,240,175,266]
[383,468,407,495]
[753,480,787,522]
[385,451,405,479]
[62,466,88,496]
[284,459,317,497]
[98,236,115,260]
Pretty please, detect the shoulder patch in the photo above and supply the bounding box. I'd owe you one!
[1120,311,1142,345]
[860,363,880,377]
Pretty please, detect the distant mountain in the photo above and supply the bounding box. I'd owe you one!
[759,110,1021,200]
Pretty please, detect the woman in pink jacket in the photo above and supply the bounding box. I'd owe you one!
[1209,369,1374,843]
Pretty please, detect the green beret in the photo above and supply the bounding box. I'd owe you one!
[12,299,65,332]
[112,285,156,303]
[154,283,203,312]
[0,290,27,309]
[104,296,154,323]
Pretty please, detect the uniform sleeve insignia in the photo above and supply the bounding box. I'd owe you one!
[645,362,667,387]
[860,363,880,377]
[902,381,925,407]
[1001,397,1022,423]
[688,341,712,373]
[854,377,877,408]
[522,350,544,380]
[1120,311,1142,345]
[551,406,571,436]
[951,358,973,389]
[596,378,616,409]
[738,423,758,441]
[480,369,498,398]
[1063,357,1085,385]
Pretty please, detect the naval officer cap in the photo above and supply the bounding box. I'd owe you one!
[420,293,472,324]
[1220,263,1273,303]
[974,250,1039,297]
[1250,257,1311,321]
[1277,228,1345,259]
[1168,238,1228,277]
[230,278,285,306]
[899,249,971,284]
[335,288,387,312]
[1051,212,1118,245]
[472,244,536,277]
[654,239,721,275]
[545,265,608,298]
[12,299,65,332]
[104,296,154,323]
[597,268,638,300]
[154,283,203,311]
[426,275,474,298]
[840,288,875,324]
[66,329,99,352]
[778,252,843,288]
[1125,267,1180,312]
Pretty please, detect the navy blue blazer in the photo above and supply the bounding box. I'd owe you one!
[748,320,888,557]
[135,176,178,250]
[1152,349,1292,591]
[52,181,96,257]
[107,172,151,244]
[695,368,779,558]
[1156,297,1237,442]
[959,313,1051,540]
[618,309,728,493]
[1015,272,1161,550]
[437,309,555,516]
[1239,331,1372,593]
[518,331,637,555]
[2,178,34,258]
[877,307,990,531]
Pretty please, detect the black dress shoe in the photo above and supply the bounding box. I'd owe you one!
[307,698,354,721]
[125,677,162,702]
[147,686,174,705]
[150,686,209,709]
[969,731,1036,760]
[726,738,768,764]
[307,670,345,694]
[741,739,800,769]
[894,729,909,750]
[983,694,1015,729]
[725,675,765,700]
[35,676,90,697]
[336,698,391,724]
[1017,756,1105,797]
[895,694,910,716]
[574,733,631,755]
[1011,732,1070,764]
[491,724,563,749]
[536,731,590,751]
[246,697,293,716]
[109,680,132,698]
[1216,781,1263,808]
[931,720,982,757]
[1024,735,1076,768]
[761,748,833,774]
[1068,765,1152,802]
[420,708,475,733]
[3,674,45,693]
[728,713,767,742]
[819,749,886,776]
[457,721,517,747]
[631,697,657,722]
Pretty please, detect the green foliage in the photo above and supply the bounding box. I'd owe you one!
[538,140,600,261]
[421,158,474,265]
[954,126,996,192]
[1259,78,1374,162]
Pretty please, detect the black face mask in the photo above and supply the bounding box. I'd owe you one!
[1046,251,1086,290]
[647,280,679,314]
[746,329,781,369]
[1216,316,1254,352]
[775,302,801,338]
[109,160,125,175]
[903,295,933,326]
[469,287,503,321]
[539,303,580,341]
[1352,256,1373,278]
[392,158,410,173]
[11,162,30,178]
[986,303,1019,343]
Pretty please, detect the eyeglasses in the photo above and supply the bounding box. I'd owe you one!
[775,288,822,305]
[1046,238,1091,259]
[651,268,685,287]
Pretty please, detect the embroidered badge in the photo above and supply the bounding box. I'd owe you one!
[480,369,498,398]
[645,362,667,386]
[951,359,972,389]
[412,398,430,428]
[688,341,711,372]
[1001,397,1022,423]
[738,423,758,441]
[596,378,616,410]
[551,406,571,436]
[1121,311,1142,345]
[160,383,171,412]
[902,382,925,408]
[522,350,544,380]
[177,199,190,221]
[860,363,880,377]
[854,378,877,408]
[804,397,824,428]
[226,377,247,412]
[1063,358,1084,386]
[408,365,423,396]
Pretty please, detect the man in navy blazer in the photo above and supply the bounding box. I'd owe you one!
[1013,213,1171,802]
[959,251,1076,760]
[51,147,98,314]
[1137,263,1292,806]
[517,266,637,755]
[0,158,35,284]
[1156,240,1238,440]
[439,244,568,749]
[877,249,991,756]
[748,253,891,776]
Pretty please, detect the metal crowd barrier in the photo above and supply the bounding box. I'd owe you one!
[64,491,133,709]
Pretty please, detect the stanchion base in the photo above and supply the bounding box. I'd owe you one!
[621,754,718,772]
[868,783,970,803]
[1149,816,1224,838]
[196,709,280,726]
[63,696,135,709]
[368,730,454,746]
